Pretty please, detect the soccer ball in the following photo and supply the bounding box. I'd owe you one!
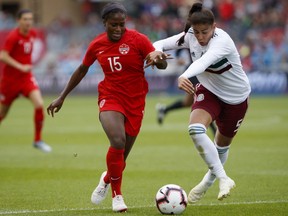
[155,184,188,215]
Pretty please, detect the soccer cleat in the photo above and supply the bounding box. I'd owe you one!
[33,141,52,153]
[218,177,236,201]
[91,171,110,205]
[112,195,127,212]
[188,181,212,203]
[156,103,166,125]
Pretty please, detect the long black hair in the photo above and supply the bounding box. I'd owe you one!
[177,3,214,46]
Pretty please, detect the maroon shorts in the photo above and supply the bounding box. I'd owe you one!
[98,95,145,137]
[192,84,249,138]
[0,76,39,105]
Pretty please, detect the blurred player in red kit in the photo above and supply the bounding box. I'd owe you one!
[46,2,168,212]
[0,9,51,153]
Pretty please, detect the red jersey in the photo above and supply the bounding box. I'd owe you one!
[1,28,36,81]
[82,29,155,99]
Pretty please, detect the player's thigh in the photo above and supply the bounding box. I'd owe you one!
[191,84,221,128]
[216,99,248,138]
[23,76,42,108]
[28,89,43,108]
[190,108,213,129]
[100,111,126,148]
[0,80,19,113]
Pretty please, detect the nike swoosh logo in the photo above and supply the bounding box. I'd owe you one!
[110,177,120,181]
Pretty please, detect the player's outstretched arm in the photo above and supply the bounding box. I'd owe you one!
[47,64,89,117]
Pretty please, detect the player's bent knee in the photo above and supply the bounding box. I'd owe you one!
[110,135,126,149]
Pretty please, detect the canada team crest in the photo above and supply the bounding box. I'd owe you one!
[119,44,129,55]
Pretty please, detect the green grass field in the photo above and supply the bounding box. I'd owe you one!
[0,95,287,216]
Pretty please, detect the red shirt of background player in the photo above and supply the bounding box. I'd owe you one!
[2,28,36,81]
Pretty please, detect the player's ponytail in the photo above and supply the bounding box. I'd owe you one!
[177,3,203,46]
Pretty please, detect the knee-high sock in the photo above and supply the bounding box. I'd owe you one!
[104,161,126,184]
[215,142,230,165]
[188,123,227,179]
[34,108,44,142]
[106,147,125,197]
[204,142,230,184]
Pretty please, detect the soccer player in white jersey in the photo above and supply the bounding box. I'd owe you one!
[145,2,251,203]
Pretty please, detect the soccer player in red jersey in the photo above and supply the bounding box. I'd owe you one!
[0,9,51,153]
[47,2,167,212]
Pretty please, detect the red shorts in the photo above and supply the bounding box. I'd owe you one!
[98,95,145,136]
[0,75,39,105]
[192,84,249,138]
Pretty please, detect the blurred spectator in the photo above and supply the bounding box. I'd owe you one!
[217,0,235,22]
[0,11,16,29]
[0,0,287,75]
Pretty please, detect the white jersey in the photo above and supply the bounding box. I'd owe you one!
[153,27,251,105]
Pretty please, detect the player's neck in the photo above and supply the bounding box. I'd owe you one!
[19,27,30,36]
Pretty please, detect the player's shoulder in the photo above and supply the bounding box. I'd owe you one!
[212,28,232,41]
[93,32,107,41]
[125,28,148,40]
[89,32,107,46]
[6,28,18,38]
[186,28,196,41]
[29,29,37,37]
[210,28,234,47]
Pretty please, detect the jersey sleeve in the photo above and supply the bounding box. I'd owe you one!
[82,41,97,67]
[137,33,155,59]
[2,31,17,53]
[153,32,188,52]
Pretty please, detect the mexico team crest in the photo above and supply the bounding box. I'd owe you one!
[119,44,129,55]
[196,93,204,102]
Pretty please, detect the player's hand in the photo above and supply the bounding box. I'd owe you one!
[178,76,195,95]
[21,64,32,72]
[47,97,64,117]
[144,51,172,69]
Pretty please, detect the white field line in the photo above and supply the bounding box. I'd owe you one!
[0,200,287,215]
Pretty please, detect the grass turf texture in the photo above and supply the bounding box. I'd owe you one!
[0,95,287,216]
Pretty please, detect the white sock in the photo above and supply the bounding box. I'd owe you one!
[215,141,230,165]
[189,123,227,179]
[202,141,230,184]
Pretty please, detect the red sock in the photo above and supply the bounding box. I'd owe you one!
[106,146,125,197]
[34,107,44,142]
[104,160,126,184]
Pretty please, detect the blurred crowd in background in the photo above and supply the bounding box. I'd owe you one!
[0,0,288,81]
